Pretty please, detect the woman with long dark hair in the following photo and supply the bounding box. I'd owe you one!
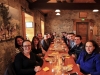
[76,40,100,75]
[15,36,24,53]
[31,36,46,57]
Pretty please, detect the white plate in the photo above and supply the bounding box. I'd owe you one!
[62,66,73,72]
[45,57,52,62]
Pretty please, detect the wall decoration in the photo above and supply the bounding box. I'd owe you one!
[0,3,19,42]
[79,12,88,18]
[93,25,97,35]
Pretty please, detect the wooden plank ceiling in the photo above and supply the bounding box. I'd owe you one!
[26,0,100,14]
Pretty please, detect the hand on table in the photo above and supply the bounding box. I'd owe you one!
[76,64,91,75]
[71,54,77,60]
[34,66,41,72]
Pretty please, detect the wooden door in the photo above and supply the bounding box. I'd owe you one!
[76,22,88,44]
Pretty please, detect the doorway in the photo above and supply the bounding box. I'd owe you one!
[76,22,89,44]
[41,20,44,37]
[25,13,34,41]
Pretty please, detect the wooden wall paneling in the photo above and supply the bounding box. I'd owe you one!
[21,11,26,39]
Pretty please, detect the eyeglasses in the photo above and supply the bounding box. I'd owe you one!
[23,45,31,47]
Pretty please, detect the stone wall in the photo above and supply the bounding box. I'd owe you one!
[0,0,43,74]
[33,10,45,35]
[0,0,23,74]
[45,10,100,36]
[0,0,100,74]
[0,40,15,75]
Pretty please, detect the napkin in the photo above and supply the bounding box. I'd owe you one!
[65,56,70,58]
[43,67,49,71]
[67,64,73,67]
[52,52,59,54]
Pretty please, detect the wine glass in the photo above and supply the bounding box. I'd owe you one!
[61,56,65,66]
[52,68,57,75]
[64,47,68,52]
[49,60,53,65]
[60,66,65,75]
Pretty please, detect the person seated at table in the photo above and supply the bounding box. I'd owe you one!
[76,40,100,75]
[14,40,43,75]
[47,33,53,45]
[31,36,46,57]
[68,35,84,60]
[64,33,70,48]
[37,33,43,42]
[41,34,50,51]
[52,32,57,39]
[49,32,56,42]
[68,33,76,49]
[15,35,24,53]
[61,32,70,46]
[61,32,66,42]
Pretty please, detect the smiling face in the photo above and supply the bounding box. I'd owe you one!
[37,33,42,41]
[47,34,51,38]
[85,42,95,54]
[34,38,39,45]
[74,37,82,45]
[17,38,23,46]
[22,41,31,54]
[69,34,75,41]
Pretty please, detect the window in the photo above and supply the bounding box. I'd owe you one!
[26,22,33,28]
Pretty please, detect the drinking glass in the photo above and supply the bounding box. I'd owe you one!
[52,68,57,75]
[61,56,65,66]
[60,66,65,75]
[49,60,53,68]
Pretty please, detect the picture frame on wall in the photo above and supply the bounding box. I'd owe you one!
[79,12,88,18]
[0,3,19,42]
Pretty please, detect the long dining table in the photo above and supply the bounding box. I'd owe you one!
[36,39,83,75]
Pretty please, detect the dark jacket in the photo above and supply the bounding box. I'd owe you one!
[41,39,49,51]
[47,38,52,45]
[32,47,42,54]
[68,42,84,59]
[4,63,16,75]
[76,50,100,75]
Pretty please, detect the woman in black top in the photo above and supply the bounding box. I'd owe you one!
[14,40,43,75]
[31,36,46,57]
[12,36,24,62]
[15,36,24,53]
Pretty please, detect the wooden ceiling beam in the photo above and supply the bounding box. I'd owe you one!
[26,0,33,3]
[29,3,100,10]
[35,0,50,2]
[26,0,50,3]
[94,0,100,3]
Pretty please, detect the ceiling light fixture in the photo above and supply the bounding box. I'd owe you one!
[55,9,60,12]
[93,9,99,12]
[56,13,60,15]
